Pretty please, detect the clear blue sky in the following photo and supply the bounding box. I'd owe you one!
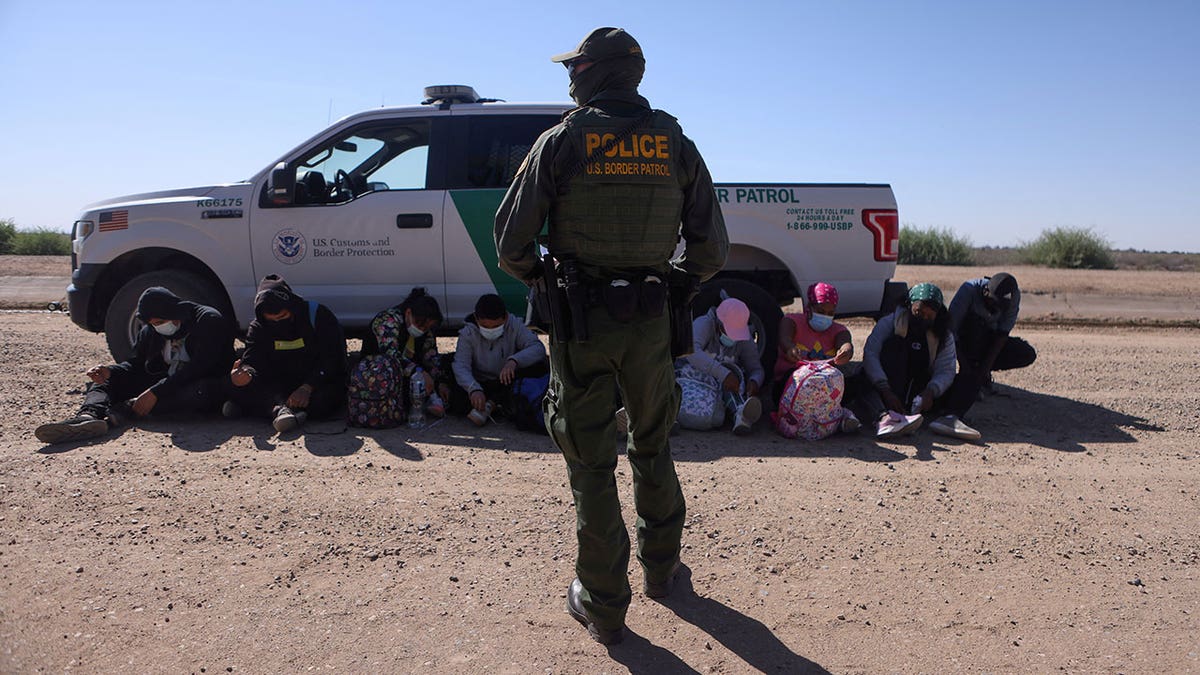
[2,0,1197,252]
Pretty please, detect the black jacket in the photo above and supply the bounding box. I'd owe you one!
[119,287,235,398]
[240,275,347,390]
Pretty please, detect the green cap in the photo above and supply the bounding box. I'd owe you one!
[908,282,944,307]
[551,27,643,63]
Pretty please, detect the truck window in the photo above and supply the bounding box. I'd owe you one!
[447,115,559,190]
[291,120,432,204]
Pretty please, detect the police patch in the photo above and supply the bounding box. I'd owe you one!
[580,126,675,184]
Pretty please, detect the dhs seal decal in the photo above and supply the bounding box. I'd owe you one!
[273,229,307,265]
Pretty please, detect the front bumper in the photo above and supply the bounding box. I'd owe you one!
[67,263,106,332]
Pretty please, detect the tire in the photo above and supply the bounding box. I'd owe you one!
[692,277,783,379]
[104,270,230,362]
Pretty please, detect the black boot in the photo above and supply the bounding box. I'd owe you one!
[35,411,109,445]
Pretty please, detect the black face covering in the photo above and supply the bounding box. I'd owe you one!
[568,54,645,106]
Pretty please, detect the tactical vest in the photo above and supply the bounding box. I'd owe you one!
[549,109,685,270]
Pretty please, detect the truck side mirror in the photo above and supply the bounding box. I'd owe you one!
[267,162,295,206]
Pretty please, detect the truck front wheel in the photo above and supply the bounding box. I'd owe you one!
[104,270,229,361]
[692,278,783,382]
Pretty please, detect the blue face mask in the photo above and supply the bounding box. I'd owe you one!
[718,334,736,348]
[808,313,834,332]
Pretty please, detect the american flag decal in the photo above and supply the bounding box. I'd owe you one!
[98,210,129,232]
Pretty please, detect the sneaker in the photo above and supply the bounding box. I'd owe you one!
[876,412,923,439]
[840,409,861,434]
[929,415,982,441]
[467,401,494,427]
[272,406,302,433]
[35,413,109,444]
[426,393,445,418]
[732,396,762,436]
[221,400,242,419]
[615,407,629,435]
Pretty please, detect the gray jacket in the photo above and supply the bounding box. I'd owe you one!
[863,307,958,398]
[677,308,765,387]
[452,314,547,393]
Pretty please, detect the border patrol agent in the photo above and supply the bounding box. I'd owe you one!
[494,27,728,644]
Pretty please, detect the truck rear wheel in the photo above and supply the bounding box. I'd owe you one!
[692,278,783,382]
[104,270,230,362]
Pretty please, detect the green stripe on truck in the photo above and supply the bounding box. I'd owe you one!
[448,189,531,316]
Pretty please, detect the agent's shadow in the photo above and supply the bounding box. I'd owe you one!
[609,565,830,674]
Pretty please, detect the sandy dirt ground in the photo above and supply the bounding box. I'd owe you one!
[1,279,1198,673]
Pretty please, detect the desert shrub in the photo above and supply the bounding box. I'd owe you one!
[1020,227,1116,269]
[12,227,71,255]
[0,218,16,254]
[898,225,975,265]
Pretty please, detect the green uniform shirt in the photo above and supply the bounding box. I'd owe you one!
[494,90,728,283]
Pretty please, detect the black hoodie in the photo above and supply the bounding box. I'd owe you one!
[240,275,347,390]
[126,287,234,398]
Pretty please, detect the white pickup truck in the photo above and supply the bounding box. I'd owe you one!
[68,85,903,362]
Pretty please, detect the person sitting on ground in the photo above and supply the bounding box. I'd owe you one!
[773,281,854,403]
[35,287,234,444]
[673,297,765,435]
[449,293,547,426]
[947,272,1037,399]
[860,283,976,439]
[224,274,347,432]
[361,287,450,418]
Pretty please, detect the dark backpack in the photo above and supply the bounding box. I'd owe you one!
[509,374,550,434]
[347,354,405,429]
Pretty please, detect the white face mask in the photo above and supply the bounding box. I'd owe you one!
[407,324,425,338]
[153,321,180,336]
[479,325,505,341]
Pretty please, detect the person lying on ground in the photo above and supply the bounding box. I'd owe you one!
[35,287,233,444]
[224,274,347,433]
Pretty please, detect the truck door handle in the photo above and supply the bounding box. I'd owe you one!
[396,213,433,229]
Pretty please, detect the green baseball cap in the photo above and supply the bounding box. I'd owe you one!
[908,282,944,307]
[551,27,643,63]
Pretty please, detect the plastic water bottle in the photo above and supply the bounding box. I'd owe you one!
[408,367,426,428]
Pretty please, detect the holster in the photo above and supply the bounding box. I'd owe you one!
[668,270,701,358]
[531,255,573,344]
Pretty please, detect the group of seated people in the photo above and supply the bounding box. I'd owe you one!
[663,274,1036,442]
[34,271,1036,446]
[34,274,548,444]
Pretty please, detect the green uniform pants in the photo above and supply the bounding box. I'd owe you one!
[544,305,685,630]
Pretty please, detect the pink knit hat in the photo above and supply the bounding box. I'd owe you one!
[716,298,752,341]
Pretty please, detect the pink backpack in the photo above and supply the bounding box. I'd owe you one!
[773,360,845,440]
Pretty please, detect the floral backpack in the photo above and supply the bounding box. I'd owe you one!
[347,354,406,429]
[675,362,724,430]
[347,311,410,429]
[773,360,845,440]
